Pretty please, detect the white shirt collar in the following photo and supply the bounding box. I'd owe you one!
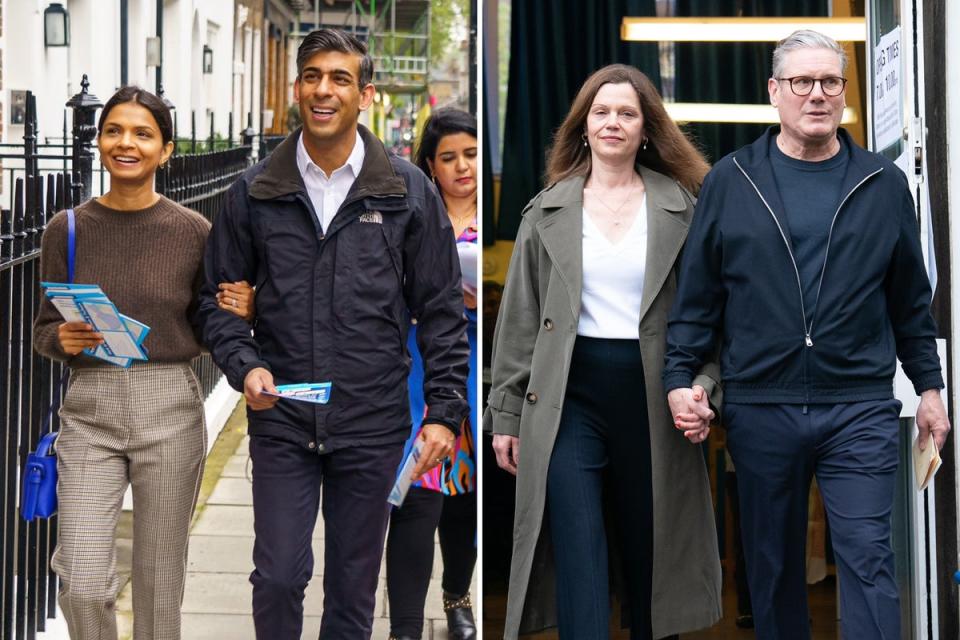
[296,130,365,181]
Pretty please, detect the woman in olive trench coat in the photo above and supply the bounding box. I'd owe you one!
[484,65,723,639]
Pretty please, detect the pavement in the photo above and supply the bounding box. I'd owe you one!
[114,400,476,639]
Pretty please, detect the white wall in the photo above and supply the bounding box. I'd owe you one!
[4,0,240,148]
[6,0,71,144]
[161,0,235,140]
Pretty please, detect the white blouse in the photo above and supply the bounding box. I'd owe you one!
[577,196,647,339]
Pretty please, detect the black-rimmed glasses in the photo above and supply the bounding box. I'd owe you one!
[776,76,848,97]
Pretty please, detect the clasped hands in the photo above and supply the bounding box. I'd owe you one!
[667,384,714,444]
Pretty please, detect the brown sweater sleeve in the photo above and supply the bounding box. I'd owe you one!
[188,224,210,347]
[32,212,70,362]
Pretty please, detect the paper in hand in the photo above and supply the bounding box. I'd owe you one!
[388,439,425,507]
[43,282,150,366]
[457,241,478,296]
[261,382,332,404]
[912,433,942,491]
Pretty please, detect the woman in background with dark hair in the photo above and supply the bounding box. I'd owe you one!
[33,86,210,640]
[387,107,478,640]
[486,64,722,639]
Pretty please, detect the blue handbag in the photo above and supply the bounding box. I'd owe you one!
[21,208,75,521]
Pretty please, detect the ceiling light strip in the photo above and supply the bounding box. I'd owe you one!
[622,17,866,42]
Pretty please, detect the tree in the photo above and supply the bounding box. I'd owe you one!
[430,0,469,61]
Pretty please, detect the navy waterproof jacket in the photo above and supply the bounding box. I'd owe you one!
[664,128,943,404]
[197,126,470,452]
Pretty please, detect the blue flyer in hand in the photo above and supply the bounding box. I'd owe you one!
[42,282,150,367]
[262,382,332,404]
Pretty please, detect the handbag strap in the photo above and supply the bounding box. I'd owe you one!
[39,374,69,438]
[66,208,75,284]
[39,208,76,438]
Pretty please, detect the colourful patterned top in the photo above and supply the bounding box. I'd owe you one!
[401,221,478,495]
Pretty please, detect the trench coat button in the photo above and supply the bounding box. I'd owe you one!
[308,441,316,450]
[317,443,326,453]
[543,318,554,330]
[526,392,538,404]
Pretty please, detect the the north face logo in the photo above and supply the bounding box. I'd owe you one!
[359,211,383,224]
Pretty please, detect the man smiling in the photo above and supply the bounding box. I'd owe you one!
[198,29,469,639]
[664,30,950,639]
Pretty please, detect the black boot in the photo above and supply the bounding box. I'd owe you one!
[443,592,477,640]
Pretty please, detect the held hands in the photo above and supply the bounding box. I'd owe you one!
[57,321,103,355]
[917,388,951,451]
[243,367,280,411]
[667,385,715,444]
[411,423,456,481]
[492,434,520,475]
[217,281,255,322]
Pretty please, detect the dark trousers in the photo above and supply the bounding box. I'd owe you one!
[547,337,654,640]
[725,471,752,618]
[387,488,477,638]
[249,434,404,640]
[725,400,902,640]
[438,491,477,596]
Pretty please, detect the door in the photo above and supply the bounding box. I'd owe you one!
[867,1,941,638]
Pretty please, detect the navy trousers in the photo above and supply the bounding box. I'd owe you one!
[724,400,902,640]
[547,337,655,640]
[248,434,404,640]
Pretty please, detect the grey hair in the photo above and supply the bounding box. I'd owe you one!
[772,29,848,78]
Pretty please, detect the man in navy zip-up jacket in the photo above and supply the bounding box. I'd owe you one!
[198,31,468,639]
[664,30,949,639]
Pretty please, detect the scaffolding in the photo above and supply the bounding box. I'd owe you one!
[291,0,431,95]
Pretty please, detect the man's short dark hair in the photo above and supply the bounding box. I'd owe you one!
[297,29,374,88]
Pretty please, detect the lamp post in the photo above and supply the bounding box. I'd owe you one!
[65,76,103,203]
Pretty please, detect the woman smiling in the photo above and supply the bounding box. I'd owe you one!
[33,86,210,640]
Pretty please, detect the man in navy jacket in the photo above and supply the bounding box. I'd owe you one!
[664,30,950,639]
[197,30,469,639]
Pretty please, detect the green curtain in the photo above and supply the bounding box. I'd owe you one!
[483,73,496,246]
[495,0,661,240]
[673,0,829,164]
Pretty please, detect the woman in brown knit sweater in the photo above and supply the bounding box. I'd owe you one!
[33,86,211,640]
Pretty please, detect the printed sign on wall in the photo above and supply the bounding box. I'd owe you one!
[873,26,903,151]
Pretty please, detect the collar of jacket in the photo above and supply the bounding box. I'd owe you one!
[732,126,885,221]
[248,124,407,202]
[533,165,691,324]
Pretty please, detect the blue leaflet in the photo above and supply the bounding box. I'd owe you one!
[42,282,150,367]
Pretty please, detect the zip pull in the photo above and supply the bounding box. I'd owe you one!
[805,334,813,347]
